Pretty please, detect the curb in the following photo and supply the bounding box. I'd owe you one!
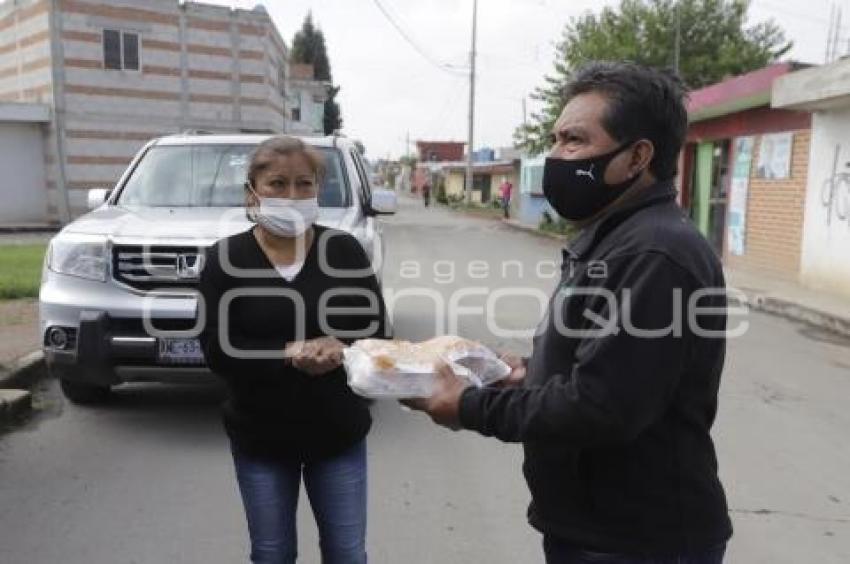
[498,218,850,339]
[0,351,45,424]
[441,204,505,223]
[0,350,45,390]
[443,205,570,241]
[0,389,32,422]
[502,219,569,242]
[734,292,850,339]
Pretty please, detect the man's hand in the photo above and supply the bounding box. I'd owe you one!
[285,336,345,376]
[495,352,526,388]
[402,361,470,431]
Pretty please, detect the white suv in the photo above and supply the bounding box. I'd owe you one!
[39,133,396,404]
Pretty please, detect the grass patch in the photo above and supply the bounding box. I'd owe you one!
[539,211,580,240]
[0,244,46,300]
[445,199,504,219]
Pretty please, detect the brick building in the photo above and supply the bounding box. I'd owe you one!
[0,0,327,224]
[416,140,464,163]
[680,63,812,279]
[411,140,466,194]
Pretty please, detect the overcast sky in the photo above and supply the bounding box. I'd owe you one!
[221,0,836,159]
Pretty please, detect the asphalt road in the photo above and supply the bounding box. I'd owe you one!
[1,197,849,563]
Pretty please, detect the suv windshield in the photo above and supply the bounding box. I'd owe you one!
[116,144,350,208]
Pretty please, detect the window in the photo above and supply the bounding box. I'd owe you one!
[291,107,301,122]
[103,29,139,71]
[117,145,350,208]
[103,30,121,69]
[123,33,139,70]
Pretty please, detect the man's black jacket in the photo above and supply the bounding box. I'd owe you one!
[459,180,733,554]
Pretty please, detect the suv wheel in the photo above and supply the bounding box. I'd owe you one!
[60,379,112,405]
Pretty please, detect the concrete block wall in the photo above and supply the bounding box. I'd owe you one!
[0,0,52,102]
[54,0,291,217]
[799,109,850,299]
[260,19,286,131]
[725,129,811,278]
[58,0,186,215]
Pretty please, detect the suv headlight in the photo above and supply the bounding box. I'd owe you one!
[46,234,108,282]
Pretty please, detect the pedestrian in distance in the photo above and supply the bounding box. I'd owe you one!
[499,177,513,219]
[405,61,733,564]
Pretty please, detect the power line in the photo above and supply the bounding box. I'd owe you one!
[753,0,850,31]
[371,0,468,76]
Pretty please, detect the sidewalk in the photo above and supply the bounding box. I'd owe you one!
[502,218,850,338]
[0,299,41,422]
[724,268,850,337]
[0,299,39,371]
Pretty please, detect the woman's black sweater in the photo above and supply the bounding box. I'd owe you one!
[198,225,389,460]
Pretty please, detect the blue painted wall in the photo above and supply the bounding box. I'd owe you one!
[517,155,550,227]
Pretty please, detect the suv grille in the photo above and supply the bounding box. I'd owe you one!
[113,245,207,290]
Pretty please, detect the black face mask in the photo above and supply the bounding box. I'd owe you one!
[542,141,641,221]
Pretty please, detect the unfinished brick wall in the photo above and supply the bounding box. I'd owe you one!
[726,129,810,279]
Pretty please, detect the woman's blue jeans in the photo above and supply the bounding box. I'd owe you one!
[231,440,368,564]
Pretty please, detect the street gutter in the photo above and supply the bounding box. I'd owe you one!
[0,351,44,425]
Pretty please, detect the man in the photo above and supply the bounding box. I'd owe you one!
[499,177,513,219]
[407,62,732,563]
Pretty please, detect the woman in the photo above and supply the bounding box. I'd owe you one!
[199,136,389,563]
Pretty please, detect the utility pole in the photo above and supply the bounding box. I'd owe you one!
[826,4,836,63]
[834,8,843,64]
[522,97,528,129]
[673,1,680,73]
[464,0,478,205]
[405,131,412,193]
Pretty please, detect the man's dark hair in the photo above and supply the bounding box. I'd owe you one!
[564,61,688,180]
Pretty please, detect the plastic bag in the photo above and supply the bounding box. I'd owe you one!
[342,337,511,399]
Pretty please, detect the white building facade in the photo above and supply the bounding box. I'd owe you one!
[773,59,850,299]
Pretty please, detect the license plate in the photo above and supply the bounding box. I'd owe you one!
[158,338,205,364]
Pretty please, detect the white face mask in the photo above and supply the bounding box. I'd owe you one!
[248,184,319,238]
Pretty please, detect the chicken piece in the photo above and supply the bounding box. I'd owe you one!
[354,336,479,371]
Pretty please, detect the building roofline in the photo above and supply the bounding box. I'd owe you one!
[420,160,515,173]
[773,56,850,111]
[687,62,810,122]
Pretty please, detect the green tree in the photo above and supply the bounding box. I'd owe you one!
[515,0,792,155]
[291,12,343,134]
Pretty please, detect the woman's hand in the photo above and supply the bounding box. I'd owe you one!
[493,352,526,387]
[285,337,346,376]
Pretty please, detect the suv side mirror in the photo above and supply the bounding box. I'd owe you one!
[87,188,112,210]
[369,188,397,215]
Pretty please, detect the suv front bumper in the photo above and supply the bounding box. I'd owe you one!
[41,271,211,387]
[45,311,212,386]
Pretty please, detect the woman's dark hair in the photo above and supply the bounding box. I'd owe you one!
[563,61,688,180]
[244,135,325,221]
[247,135,325,186]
